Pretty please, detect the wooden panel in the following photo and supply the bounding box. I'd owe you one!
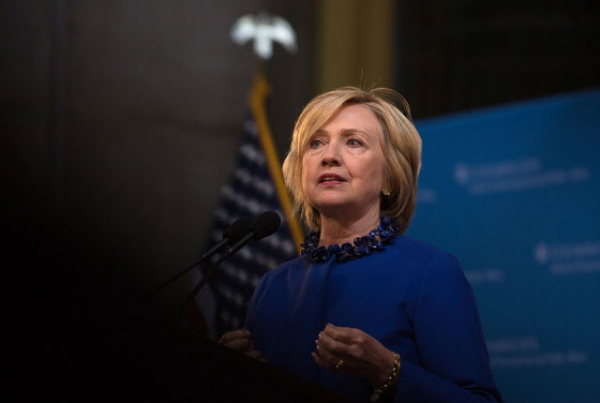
[395,0,600,118]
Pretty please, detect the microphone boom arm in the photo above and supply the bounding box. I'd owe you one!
[178,232,252,317]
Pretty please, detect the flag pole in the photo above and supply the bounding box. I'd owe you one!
[248,71,303,252]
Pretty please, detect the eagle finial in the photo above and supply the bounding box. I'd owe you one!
[231,12,297,60]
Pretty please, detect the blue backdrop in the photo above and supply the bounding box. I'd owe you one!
[408,88,600,403]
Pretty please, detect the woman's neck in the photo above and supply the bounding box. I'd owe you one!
[318,212,381,247]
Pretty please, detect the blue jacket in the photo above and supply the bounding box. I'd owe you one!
[246,234,503,402]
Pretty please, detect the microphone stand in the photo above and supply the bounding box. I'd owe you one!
[178,231,255,318]
[146,216,253,298]
[146,242,224,297]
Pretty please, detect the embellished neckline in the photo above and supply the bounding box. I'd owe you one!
[300,216,402,263]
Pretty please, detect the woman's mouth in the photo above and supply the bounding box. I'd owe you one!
[319,174,345,184]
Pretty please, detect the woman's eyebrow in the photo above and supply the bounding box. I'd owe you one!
[313,127,369,136]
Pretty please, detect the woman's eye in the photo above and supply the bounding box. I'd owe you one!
[347,138,362,146]
[309,139,323,148]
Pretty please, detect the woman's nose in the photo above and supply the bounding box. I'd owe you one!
[321,144,341,166]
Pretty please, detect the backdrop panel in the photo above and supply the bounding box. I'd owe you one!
[408,88,600,403]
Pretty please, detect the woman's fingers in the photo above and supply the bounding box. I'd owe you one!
[317,324,353,355]
[223,338,252,351]
[218,329,253,352]
[218,329,252,343]
[314,327,351,372]
[218,329,265,363]
[313,323,393,382]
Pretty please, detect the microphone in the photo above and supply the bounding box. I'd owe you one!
[199,216,254,261]
[223,210,281,257]
[148,216,253,296]
[179,210,281,315]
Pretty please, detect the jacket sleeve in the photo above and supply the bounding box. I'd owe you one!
[394,252,503,403]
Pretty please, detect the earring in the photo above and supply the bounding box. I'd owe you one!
[382,187,391,196]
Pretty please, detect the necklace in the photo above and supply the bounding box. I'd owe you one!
[300,216,401,263]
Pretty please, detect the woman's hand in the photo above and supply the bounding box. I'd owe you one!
[312,323,399,386]
[218,329,263,360]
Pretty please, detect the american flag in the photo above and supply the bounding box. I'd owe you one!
[191,74,302,338]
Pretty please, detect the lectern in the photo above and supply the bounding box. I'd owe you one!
[36,307,354,402]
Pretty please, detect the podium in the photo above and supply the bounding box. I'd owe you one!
[149,328,355,402]
[14,303,353,402]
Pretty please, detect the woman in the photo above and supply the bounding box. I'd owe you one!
[219,87,503,402]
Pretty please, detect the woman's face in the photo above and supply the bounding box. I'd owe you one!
[301,104,386,221]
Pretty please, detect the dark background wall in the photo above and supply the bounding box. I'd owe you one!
[395,0,600,119]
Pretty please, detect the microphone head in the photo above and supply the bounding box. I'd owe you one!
[249,210,281,240]
[223,216,253,243]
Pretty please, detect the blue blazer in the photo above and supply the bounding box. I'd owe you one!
[246,235,503,402]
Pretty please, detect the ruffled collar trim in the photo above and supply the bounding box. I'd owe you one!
[300,216,401,263]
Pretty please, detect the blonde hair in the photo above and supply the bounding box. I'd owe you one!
[282,87,422,233]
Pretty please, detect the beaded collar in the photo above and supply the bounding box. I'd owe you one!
[300,216,402,263]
